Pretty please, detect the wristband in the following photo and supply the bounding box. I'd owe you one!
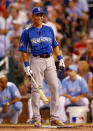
[57,55,63,60]
[24,62,29,67]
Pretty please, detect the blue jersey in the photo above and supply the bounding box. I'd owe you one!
[62,75,89,97]
[19,24,58,55]
[0,82,21,107]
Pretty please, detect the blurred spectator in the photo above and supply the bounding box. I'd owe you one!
[43,13,58,37]
[63,43,78,64]
[61,64,89,122]
[18,80,32,123]
[18,82,30,97]
[0,7,9,59]
[55,4,70,43]
[88,0,93,19]
[66,0,86,33]
[75,42,93,73]
[43,0,52,7]
[6,3,27,30]
[78,61,93,93]
[23,0,33,10]
[75,0,89,31]
[48,9,62,33]
[64,56,73,68]
[0,7,8,35]
[62,34,73,55]
[6,19,23,46]
[0,0,6,16]
[23,76,32,91]
[7,36,24,86]
[0,35,10,59]
[64,0,69,7]
[25,10,32,26]
[32,0,43,8]
[65,45,74,57]
[46,1,62,32]
[88,20,93,39]
[73,32,88,56]
[46,0,61,13]
[6,3,21,30]
[76,0,89,13]
[0,75,22,124]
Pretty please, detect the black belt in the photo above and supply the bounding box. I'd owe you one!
[33,53,51,58]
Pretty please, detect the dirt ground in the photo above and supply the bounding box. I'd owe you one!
[0,124,93,131]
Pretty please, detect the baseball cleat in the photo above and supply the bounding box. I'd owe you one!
[51,120,64,126]
[29,120,41,127]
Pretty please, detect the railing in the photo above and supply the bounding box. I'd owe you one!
[0,56,9,76]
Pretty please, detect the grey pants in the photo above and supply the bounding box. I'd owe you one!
[0,105,22,124]
[30,55,59,121]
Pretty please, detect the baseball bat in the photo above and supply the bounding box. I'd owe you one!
[30,75,49,104]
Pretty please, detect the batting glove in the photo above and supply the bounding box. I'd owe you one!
[57,55,65,70]
[59,59,65,69]
[25,66,33,77]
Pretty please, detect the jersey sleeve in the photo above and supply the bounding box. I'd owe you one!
[19,29,29,52]
[50,27,58,48]
[9,84,21,98]
[80,78,89,94]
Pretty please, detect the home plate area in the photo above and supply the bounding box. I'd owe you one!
[0,123,92,129]
[0,124,93,131]
[40,124,77,128]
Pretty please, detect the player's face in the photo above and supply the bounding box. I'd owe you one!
[0,77,8,89]
[68,70,77,80]
[32,13,43,26]
[64,60,72,67]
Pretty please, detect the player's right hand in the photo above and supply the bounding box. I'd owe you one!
[59,59,65,70]
[25,66,33,77]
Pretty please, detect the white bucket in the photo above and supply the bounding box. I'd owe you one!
[66,106,89,123]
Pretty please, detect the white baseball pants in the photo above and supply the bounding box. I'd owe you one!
[30,56,59,121]
[0,105,22,124]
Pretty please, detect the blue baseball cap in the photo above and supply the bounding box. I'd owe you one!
[32,7,44,15]
[68,65,78,72]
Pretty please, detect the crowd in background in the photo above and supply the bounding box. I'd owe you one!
[0,0,93,123]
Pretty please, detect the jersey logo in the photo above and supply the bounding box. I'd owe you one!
[31,36,52,46]
[15,91,20,96]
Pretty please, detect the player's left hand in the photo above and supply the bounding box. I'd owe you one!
[70,97,80,103]
[59,59,65,70]
[2,104,9,113]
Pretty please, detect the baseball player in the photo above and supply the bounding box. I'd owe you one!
[61,65,89,122]
[0,75,22,124]
[19,7,65,126]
